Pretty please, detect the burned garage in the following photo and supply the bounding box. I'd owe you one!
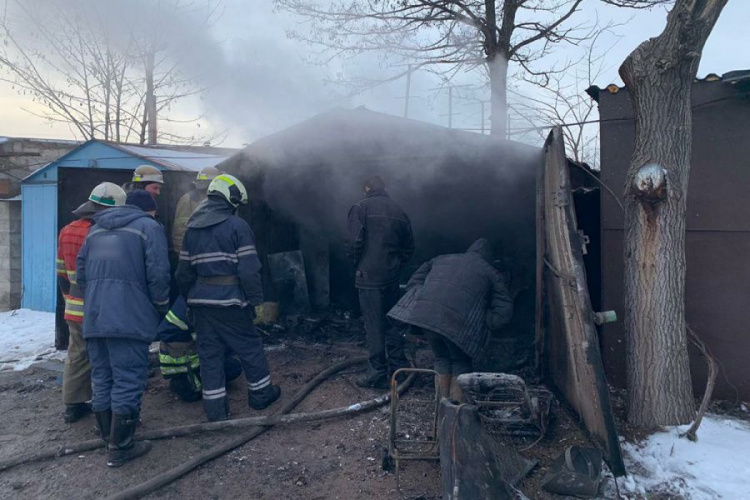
[219,107,542,372]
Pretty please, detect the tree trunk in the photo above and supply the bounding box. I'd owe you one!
[619,0,727,428]
[488,54,508,138]
[145,50,157,145]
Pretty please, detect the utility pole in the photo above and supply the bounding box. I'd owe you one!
[404,64,412,119]
[145,50,157,145]
[481,101,486,134]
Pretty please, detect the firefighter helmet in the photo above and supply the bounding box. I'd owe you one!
[132,165,164,185]
[194,166,221,189]
[207,174,248,208]
[89,182,127,207]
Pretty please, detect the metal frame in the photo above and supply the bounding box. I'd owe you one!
[388,367,441,490]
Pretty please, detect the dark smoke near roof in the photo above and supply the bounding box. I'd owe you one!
[219,108,541,368]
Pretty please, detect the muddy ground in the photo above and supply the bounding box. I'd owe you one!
[0,320,607,500]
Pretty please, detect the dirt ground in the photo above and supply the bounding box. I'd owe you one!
[0,319,610,500]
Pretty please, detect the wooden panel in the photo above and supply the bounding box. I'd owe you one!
[538,128,625,476]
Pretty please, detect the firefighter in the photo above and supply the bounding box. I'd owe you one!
[77,182,170,467]
[56,183,122,423]
[347,175,415,389]
[157,295,242,402]
[172,166,221,253]
[124,165,164,199]
[176,174,281,422]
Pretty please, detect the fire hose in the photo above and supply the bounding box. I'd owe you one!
[0,356,415,499]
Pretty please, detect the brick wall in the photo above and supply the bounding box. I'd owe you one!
[0,200,22,311]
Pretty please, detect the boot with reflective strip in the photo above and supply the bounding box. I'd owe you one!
[248,381,281,411]
[202,387,229,421]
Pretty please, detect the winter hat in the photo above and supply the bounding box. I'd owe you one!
[126,190,158,213]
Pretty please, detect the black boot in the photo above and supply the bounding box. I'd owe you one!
[107,412,152,468]
[169,375,202,403]
[64,402,92,423]
[94,409,112,448]
[248,384,281,410]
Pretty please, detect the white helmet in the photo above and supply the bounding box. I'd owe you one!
[195,166,221,189]
[89,182,127,207]
[207,174,248,208]
[132,165,164,185]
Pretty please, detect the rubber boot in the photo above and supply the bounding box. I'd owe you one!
[94,409,112,449]
[449,376,464,403]
[64,402,92,423]
[436,374,451,401]
[107,413,152,468]
[248,384,281,410]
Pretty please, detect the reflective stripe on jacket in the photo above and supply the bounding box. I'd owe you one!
[57,219,92,323]
[176,204,263,308]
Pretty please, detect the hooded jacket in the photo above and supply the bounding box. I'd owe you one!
[387,239,513,359]
[347,189,415,289]
[76,204,171,341]
[175,197,263,308]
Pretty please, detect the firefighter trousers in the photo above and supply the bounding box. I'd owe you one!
[62,320,92,405]
[192,306,271,421]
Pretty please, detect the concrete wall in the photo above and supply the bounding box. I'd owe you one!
[0,138,78,197]
[0,199,21,311]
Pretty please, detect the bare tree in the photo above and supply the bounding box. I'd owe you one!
[508,37,608,167]
[0,0,221,145]
[275,0,604,138]
[619,0,727,427]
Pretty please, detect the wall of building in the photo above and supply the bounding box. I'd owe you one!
[0,138,78,197]
[0,199,21,311]
[597,78,750,400]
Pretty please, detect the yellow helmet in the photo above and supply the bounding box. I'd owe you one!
[195,166,221,189]
[207,174,248,208]
[89,182,127,207]
[132,165,164,185]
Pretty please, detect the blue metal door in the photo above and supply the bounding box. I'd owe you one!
[21,184,57,311]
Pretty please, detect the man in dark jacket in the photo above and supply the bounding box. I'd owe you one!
[77,183,170,467]
[388,239,513,401]
[176,174,281,422]
[348,175,415,389]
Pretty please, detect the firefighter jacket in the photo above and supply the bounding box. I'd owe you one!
[176,197,264,308]
[172,189,206,253]
[388,239,513,359]
[347,189,415,289]
[56,219,92,323]
[157,296,200,380]
[77,205,171,342]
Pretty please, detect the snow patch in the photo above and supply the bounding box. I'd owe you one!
[0,309,65,371]
[619,415,750,499]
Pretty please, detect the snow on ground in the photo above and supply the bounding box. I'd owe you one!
[619,415,750,499]
[0,309,65,371]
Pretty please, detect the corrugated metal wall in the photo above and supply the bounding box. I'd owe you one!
[21,183,57,311]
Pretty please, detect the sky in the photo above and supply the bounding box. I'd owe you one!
[0,0,747,148]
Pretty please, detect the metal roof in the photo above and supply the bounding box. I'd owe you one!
[109,143,230,172]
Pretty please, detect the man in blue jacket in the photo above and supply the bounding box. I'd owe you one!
[176,174,280,422]
[77,182,171,467]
